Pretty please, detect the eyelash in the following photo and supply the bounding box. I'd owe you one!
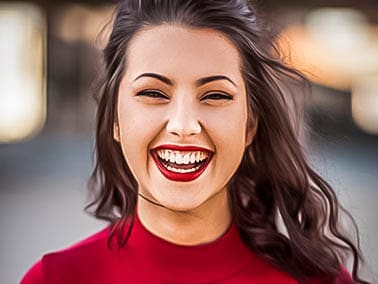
[136,90,168,99]
[201,93,233,101]
[136,90,233,101]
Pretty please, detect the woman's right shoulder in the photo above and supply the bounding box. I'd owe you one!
[21,259,45,284]
[20,226,112,284]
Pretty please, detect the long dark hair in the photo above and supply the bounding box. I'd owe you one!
[87,0,368,283]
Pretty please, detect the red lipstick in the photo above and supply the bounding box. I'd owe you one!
[151,144,213,182]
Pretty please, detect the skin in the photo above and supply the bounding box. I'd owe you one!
[115,25,256,245]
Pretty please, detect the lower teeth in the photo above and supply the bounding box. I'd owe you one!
[166,164,201,173]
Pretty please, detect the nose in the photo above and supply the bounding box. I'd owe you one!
[166,99,201,138]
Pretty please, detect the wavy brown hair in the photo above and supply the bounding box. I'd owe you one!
[86,0,368,283]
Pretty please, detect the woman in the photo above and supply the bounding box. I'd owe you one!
[22,0,368,283]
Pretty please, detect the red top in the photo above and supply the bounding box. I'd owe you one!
[21,216,352,284]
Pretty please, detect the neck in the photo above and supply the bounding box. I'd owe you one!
[137,188,232,246]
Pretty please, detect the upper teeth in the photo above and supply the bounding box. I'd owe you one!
[156,150,209,164]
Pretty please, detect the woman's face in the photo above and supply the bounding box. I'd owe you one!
[115,25,254,211]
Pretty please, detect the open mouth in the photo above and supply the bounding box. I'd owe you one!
[151,147,213,182]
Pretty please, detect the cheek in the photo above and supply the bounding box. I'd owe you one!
[204,106,248,144]
[118,98,163,140]
[204,106,248,178]
[117,100,165,176]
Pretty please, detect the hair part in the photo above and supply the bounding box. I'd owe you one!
[86,0,368,282]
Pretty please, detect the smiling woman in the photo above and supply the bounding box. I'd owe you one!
[114,26,252,225]
[21,1,368,284]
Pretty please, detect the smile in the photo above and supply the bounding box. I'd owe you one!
[151,145,213,182]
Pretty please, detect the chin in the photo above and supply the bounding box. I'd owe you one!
[158,198,207,213]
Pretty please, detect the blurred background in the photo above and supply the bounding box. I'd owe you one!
[0,0,377,283]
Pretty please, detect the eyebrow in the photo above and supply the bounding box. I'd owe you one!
[134,73,237,87]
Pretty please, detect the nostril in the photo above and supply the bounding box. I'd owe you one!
[166,120,202,137]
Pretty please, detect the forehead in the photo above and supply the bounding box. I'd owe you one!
[124,25,242,79]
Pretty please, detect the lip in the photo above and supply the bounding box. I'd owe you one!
[152,144,213,153]
[150,144,214,182]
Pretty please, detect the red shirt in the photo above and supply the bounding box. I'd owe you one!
[21,216,352,284]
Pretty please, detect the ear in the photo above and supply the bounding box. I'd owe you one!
[113,123,120,142]
[245,116,258,148]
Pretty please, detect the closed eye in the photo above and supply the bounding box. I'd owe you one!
[135,90,169,100]
[135,90,233,102]
[200,92,233,101]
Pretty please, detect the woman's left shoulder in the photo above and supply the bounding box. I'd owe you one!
[336,267,354,284]
[307,267,353,284]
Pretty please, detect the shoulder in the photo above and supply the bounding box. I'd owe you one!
[334,266,354,284]
[307,266,354,284]
[235,257,353,284]
[229,253,298,284]
[21,226,111,284]
[21,259,45,284]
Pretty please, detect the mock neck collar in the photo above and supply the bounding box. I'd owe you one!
[123,214,256,282]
